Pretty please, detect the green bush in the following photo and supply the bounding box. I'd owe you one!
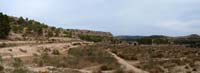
[63,31,72,38]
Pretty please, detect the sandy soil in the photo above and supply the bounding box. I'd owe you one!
[0,41,90,59]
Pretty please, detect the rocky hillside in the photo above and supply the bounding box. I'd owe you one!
[68,29,112,38]
[0,12,113,41]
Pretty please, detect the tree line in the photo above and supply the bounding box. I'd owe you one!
[0,12,72,39]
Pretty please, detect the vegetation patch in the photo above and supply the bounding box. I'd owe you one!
[79,35,106,42]
[32,46,119,70]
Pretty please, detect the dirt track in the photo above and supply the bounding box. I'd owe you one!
[108,51,149,73]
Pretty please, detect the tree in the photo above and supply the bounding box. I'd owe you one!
[0,13,11,39]
[18,17,25,26]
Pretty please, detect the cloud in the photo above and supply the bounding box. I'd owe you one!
[0,0,200,36]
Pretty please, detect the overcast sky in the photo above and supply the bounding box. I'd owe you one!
[0,0,200,36]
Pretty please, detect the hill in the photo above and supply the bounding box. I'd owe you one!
[116,34,200,48]
[115,35,145,41]
[0,12,112,42]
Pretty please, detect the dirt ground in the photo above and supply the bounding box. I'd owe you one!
[0,40,94,73]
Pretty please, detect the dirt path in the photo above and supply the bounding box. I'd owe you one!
[108,51,149,73]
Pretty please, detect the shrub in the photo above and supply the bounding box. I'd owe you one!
[63,31,72,38]
[12,58,23,68]
[100,65,113,71]
[11,58,30,73]
[193,68,197,71]
[0,56,3,64]
[12,68,29,73]
[37,52,50,66]
[79,35,105,42]
[52,49,60,55]
[0,43,6,48]
[0,65,4,72]
[0,56,3,72]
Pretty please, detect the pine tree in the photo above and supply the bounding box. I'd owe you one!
[0,12,11,39]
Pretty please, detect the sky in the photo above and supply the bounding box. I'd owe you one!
[0,0,200,36]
